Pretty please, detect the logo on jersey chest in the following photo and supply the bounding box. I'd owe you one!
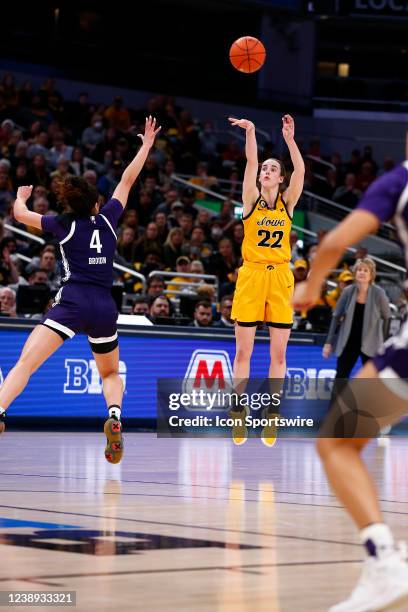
[257,216,285,227]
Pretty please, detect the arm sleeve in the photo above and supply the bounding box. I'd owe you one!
[325,289,348,346]
[379,288,391,321]
[357,165,408,223]
[41,215,69,241]
[99,198,123,229]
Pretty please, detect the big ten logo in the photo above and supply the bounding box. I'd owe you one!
[285,368,336,400]
[183,350,233,411]
[64,359,127,394]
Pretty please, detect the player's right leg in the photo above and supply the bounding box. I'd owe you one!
[318,361,408,611]
[91,345,124,464]
[229,324,257,445]
[0,325,64,434]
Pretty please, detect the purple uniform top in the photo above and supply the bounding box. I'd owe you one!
[41,198,123,289]
[357,162,408,276]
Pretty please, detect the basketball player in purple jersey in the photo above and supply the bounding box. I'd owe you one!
[293,156,408,611]
[0,116,160,464]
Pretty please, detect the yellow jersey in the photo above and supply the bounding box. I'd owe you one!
[241,191,292,265]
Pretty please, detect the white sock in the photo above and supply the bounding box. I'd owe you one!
[109,406,121,420]
[0,407,5,416]
[360,523,395,559]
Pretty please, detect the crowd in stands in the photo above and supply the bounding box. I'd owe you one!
[0,72,401,329]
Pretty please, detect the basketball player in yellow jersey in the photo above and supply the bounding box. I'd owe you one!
[228,114,305,445]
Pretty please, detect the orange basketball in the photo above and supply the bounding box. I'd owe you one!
[229,36,266,74]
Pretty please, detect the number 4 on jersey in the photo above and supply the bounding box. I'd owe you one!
[90,230,102,254]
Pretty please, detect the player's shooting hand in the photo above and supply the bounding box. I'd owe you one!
[282,114,295,142]
[138,116,161,148]
[228,117,255,131]
[16,185,33,202]
[292,281,319,312]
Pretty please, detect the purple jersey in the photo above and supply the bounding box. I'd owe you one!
[357,162,408,274]
[41,198,123,289]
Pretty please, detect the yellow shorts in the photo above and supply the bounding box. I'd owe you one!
[231,261,294,327]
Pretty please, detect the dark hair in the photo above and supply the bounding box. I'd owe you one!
[195,300,212,311]
[133,295,149,305]
[220,295,234,306]
[147,275,165,288]
[56,176,98,218]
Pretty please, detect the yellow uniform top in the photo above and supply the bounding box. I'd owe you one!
[241,191,292,265]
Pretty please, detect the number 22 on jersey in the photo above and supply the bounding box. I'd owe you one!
[90,230,102,254]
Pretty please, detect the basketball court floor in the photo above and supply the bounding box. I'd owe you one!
[1,432,408,611]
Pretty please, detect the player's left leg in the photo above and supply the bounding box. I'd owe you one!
[0,325,64,434]
[318,361,408,611]
[91,344,124,464]
[260,326,291,447]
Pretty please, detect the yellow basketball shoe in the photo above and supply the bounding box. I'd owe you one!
[104,417,124,464]
[228,405,250,446]
[261,410,278,448]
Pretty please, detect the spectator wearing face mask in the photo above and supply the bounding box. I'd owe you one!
[81,114,105,154]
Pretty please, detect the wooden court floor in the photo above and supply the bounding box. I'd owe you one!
[1,432,408,611]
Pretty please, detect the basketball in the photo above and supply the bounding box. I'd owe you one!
[229,36,266,74]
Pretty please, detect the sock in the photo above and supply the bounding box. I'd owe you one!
[0,407,5,418]
[360,523,395,559]
[108,405,121,420]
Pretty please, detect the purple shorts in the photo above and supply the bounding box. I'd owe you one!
[42,283,118,353]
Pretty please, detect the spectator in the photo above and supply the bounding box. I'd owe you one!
[188,161,219,199]
[333,173,362,208]
[97,160,123,199]
[135,188,154,227]
[180,187,198,219]
[213,294,234,328]
[28,153,49,188]
[134,222,163,262]
[82,169,98,187]
[210,238,237,284]
[154,211,169,242]
[50,157,73,182]
[146,275,166,298]
[155,188,181,215]
[81,113,105,154]
[167,256,192,297]
[183,226,212,261]
[104,96,131,132]
[163,227,184,269]
[189,300,213,327]
[229,222,243,258]
[122,209,143,239]
[0,286,17,317]
[48,132,73,168]
[178,212,194,240]
[216,198,235,229]
[355,160,376,192]
[293,259,308,284]
[117,226,138,264]
[326,269,354,309]
[132,295,150,315]
[0,173,14,214]
[0,238,19,285]
[149,294,171,323]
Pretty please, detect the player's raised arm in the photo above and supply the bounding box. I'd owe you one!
[293,209,380,311]
[228,117,259,216]
[13,185,42,229]
[281,114,305,215]
[113,115,161,208]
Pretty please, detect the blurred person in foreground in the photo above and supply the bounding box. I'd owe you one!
[293,154,408,612]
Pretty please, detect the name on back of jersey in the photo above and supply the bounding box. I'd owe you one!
[89,257,107,264]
